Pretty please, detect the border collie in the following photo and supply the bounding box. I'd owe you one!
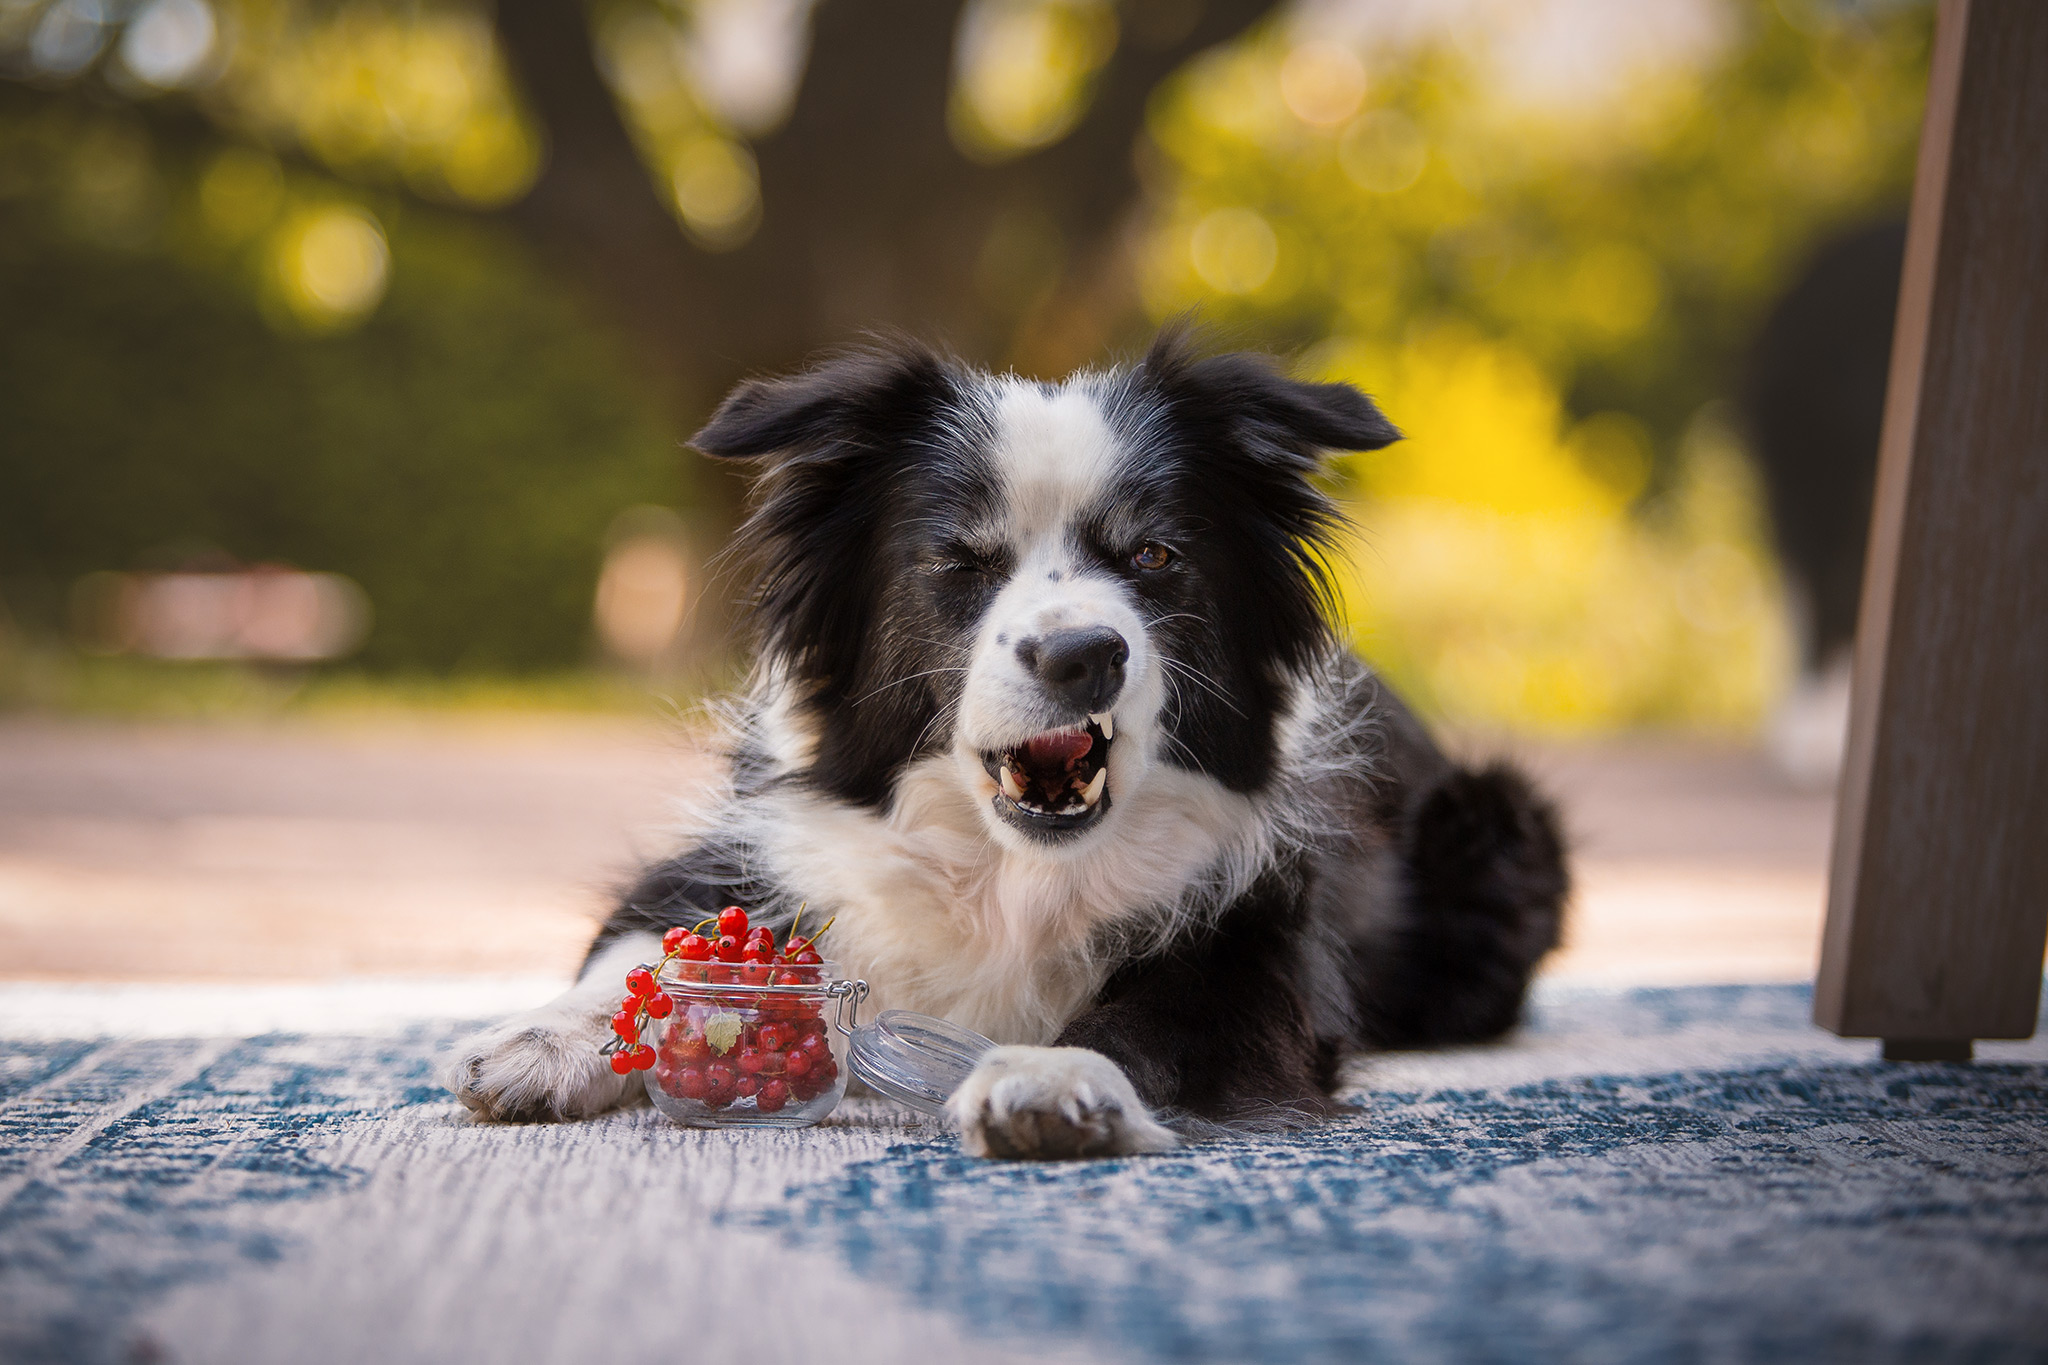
[445,330,1567,1158]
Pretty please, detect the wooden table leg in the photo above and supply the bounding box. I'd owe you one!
[1813,0,2048,1059]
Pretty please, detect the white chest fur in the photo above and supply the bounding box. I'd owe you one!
[737,754,1266,1045]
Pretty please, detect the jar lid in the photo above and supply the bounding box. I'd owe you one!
[847,1010,996,1117]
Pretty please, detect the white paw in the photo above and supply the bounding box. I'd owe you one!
[946,1046,1179,1160]
[443,1002,638,1123]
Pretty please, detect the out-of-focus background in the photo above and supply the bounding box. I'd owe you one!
[0,0,1930,989]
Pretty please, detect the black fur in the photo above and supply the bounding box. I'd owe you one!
[1057,865,1343,1120]
[1351,763,1567,1049]
[593,331,1568,1126]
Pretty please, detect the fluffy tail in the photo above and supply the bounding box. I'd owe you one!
[1351,762,1568,1049]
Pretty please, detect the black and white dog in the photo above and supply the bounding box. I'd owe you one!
[446,331,1567,1157]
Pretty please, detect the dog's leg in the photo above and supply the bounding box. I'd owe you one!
[947,1046,1179,1159]
[954,873,1341,1158]
[443,931,660,1122]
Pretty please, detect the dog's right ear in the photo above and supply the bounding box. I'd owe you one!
[690,345,959,462]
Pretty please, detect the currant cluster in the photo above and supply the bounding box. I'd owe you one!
[603,905,842,1115]
[655,1004,840,1113]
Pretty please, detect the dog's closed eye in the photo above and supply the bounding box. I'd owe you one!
[927,543,1011,577]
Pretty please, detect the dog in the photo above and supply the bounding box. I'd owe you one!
[444,330,1568,1157]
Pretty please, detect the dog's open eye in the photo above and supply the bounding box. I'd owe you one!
[1132,543,1173,571]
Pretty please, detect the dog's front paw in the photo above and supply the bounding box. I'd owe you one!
[444,1006,637,1122]
[947,1046,1179,1159]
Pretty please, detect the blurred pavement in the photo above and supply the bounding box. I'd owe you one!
[0,717,1832,987]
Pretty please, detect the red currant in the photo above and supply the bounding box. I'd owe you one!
[625,967,656,997]
[611,1010,638,1040]
[734,1075,760,1099]
[756,1079,788,1113]
[609,1050,635,1075]
[704,1061,737,1104]
[676,933,712,961]
[644,992,674,1019]
[630,1044,656,1071]
[736,1046,764,1075]
[784,1048,812,1079]
[714,935,742,963]
[741,941,773,964]
[793,948,823,966]
[717,906,749,939]
[661,926,688,954]
[756,1022,789,1052]
[676,1065,708,1099]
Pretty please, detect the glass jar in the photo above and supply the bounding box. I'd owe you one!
[640,959,865,1128]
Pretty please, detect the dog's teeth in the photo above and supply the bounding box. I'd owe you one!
[1081,767,1107,807]
[1090,712,1114,741]
[999,761,1026,802]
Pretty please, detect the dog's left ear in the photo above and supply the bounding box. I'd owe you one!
[1138,330,1400,463]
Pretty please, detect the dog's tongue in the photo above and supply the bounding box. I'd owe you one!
[1024,729,1092,768]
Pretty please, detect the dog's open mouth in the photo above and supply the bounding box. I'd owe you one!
[981,712,1113,838]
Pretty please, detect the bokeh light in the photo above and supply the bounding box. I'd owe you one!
[117,0,215,88]
[950,0,1117,161]
[670,135,761,250]
[274,204,389,327]
[1278,39,1367,128]
[1337,111,1428,194]
[235,4,540,207]
[1188,206,1278,296]
[28,0,107,75]
[594,507,692,668]
[71,569,372,662]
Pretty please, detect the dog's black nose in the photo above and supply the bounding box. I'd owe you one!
[1017,627,1128,713]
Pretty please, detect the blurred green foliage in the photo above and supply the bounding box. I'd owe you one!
[1144,0,1930,459]
[0,0,1936,731]
[1138,0,1930,731]
[0,98,686,673]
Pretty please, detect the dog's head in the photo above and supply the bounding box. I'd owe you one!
[695,330,1398,852]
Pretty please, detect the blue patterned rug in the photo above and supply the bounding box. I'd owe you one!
[2,981,2044,1365]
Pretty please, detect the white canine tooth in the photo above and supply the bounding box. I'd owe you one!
[999,761,1026,802]
[1090,712,1114,741]
[1081,767,1107,807]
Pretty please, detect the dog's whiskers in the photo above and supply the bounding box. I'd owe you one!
[850,666,970,706]
[1157,655,1245,717]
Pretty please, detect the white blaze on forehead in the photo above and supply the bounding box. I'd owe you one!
[986,378,1123,536]
[955,375,1159,757]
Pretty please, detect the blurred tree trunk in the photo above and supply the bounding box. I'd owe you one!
[489,0,1282,407]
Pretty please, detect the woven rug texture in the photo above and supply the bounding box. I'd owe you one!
[2,981,2045,1365]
